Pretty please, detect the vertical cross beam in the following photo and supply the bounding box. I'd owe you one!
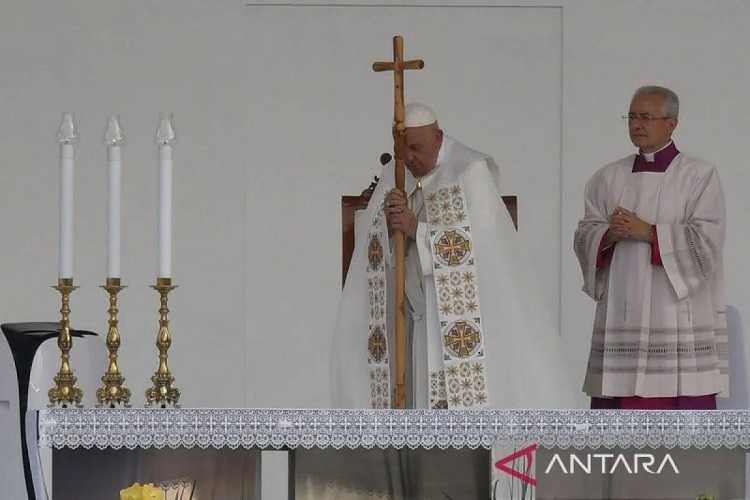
[372,36,424,409]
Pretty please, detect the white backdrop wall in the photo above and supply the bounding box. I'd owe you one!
[0,0,748,414]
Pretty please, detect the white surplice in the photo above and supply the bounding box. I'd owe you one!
[575,151,729,398]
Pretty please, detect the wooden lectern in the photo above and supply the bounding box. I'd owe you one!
[342,171,517,286]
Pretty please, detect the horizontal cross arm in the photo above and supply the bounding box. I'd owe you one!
[372,59,425,72]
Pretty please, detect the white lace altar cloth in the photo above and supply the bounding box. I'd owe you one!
[37,409,750,451]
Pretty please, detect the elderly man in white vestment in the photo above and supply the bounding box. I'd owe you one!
[575,86,728,410]
[299,103,576,500]
[332,103,577,410]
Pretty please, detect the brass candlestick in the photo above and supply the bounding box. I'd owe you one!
[145,277,180,407]
[48,278,82,407]
[96,278,131,407]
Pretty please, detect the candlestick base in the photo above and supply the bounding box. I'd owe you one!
[48,278,83,408]
[96,278,131,408]
[145,277,180,408]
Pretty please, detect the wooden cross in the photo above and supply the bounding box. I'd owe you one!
[372,35,424,409]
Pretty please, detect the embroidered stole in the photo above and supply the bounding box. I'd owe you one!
[365,183,490,409]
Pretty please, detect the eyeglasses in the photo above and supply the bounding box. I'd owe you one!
[622,113,671,123]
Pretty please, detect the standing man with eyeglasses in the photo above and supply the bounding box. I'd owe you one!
[574,85,728,410]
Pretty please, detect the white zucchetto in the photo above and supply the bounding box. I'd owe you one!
[404,103,437,128]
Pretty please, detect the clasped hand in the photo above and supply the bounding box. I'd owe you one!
[608,207,652,244]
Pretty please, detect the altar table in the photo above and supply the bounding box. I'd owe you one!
[34,408,750,499]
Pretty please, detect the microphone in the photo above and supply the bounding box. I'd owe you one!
[380,152,392,165]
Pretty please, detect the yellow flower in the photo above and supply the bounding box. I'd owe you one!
[142,483,165,500]
[120,483,143,500]
[120,482,164,500]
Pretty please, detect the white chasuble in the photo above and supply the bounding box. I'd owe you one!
[332,136,579,410]
[575,153,728,398]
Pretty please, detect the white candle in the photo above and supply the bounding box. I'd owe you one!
[158,144,172,277]
[104,115,125,278]
[156,114,175,278]
[57,113,77,280]
[59,144,74,279]
[107,146,121,277]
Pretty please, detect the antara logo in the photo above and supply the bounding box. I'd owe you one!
[544,452,680,475]
[495,444,680,487]
[495,444,538,486]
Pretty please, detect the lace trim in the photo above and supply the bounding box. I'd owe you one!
[37,409,750,451]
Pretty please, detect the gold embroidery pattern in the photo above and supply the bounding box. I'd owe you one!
[369,366,390,409]
[443,320,482,359]
[368,275,385,322]
[429,369,448,409]
[446,361,488,407]
[425,184,489,409]
[427,186,467,226]
[433,229,472,267]
[368,235,384,270]
[368,325,387,363]
[367,202,390,408]
[435,271,479,317]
